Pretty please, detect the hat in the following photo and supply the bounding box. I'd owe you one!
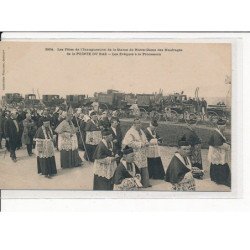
[150,119,158,127]
[89,110,97,116]
[102,129,112,136]
[122,145,134,155]
[217,118,226,125]
[178,135,190,147]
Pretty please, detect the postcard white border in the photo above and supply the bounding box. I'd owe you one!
[0,32,244,201]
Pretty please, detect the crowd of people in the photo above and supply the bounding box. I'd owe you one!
[0,105,231,190]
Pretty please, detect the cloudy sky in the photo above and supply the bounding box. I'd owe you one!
[1,41,231,103]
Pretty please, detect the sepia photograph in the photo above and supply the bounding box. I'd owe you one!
[0,40,232,192]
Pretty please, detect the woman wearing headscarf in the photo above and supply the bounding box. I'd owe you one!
[165,137,196,191]
[144,119,165,180]
[208,119,231,187]
[34,117,57,178]
[55,111,83,168]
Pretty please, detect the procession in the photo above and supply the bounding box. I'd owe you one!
[0,41,232,192]
[0,100,231,191]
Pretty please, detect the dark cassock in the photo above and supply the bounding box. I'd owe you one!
[4,113,20,162]
[34,121,57,178]
[99,112,111,130]
[55,117,83,168]
[51,112,60,130]
[16,112,24,149]
[110,119,123,155]
[208,121,231,187]
[93,130,118,190]
[84,111,102,162]
[144,121,165,180]
[72,114,83,151]
[31,111,41,128]
[184,122,203,179]
[113,147,143,191]
[99,118,111,130]
[22,116,37,156]
[38,114,51,128]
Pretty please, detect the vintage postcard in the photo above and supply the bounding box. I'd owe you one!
[0,38,235,195]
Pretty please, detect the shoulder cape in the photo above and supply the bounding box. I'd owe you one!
[165,154,191,184]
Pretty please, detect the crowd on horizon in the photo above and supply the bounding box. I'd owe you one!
[0,104,231,191]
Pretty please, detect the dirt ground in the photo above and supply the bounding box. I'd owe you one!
[0,145,230,192]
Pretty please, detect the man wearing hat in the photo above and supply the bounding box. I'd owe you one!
[22,112,37,156]
[144,119,165,180]
[113,146,142,191]
[208,119,231,187]
[4,110,20,162]
[93,129,119,190]
[84,110,102,162]
[165,136,196,191]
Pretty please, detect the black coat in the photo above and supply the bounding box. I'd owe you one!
[110,126,123,152]
[93,140,118,160]
[4,118,20,150]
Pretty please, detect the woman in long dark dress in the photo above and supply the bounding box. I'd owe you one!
[144,120,165,180]
[55,112,83,168]
[208,119,231,187]
[34,117,57,178]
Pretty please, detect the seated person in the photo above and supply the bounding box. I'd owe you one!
[165,136,198,191]
[113,146,143,191]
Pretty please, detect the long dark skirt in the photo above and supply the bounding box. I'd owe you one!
[84,144,97,162]
[147,157,165,180]
[37,156,57,176]
[60,149,82,168]
[93,175,113,190]
[210,163,231,188]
